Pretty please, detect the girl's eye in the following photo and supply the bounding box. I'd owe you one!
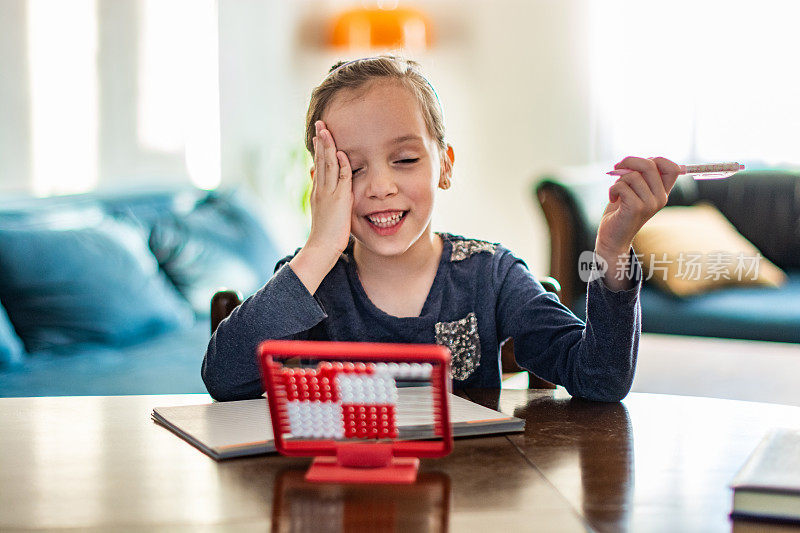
[396,158,419,164]
[352,168,363,176]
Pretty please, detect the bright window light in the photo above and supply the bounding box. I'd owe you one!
[27,0,98,196]
[139,0,221,189]
[589,0,800,167]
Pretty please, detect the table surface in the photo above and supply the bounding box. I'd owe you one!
[3,390,800,532]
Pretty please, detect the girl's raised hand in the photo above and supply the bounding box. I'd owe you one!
[594,156,681,289]
[306,120,354,257]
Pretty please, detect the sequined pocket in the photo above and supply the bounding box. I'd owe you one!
[435,312,481,381]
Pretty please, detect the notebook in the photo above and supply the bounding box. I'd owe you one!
[731,428,800,523]
[152,387,524,460]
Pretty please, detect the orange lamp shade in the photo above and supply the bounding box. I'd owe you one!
[329,7,432,50]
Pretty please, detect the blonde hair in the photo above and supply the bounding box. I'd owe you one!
[304,55,446,158]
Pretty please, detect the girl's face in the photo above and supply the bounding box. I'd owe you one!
[322,79,450,258]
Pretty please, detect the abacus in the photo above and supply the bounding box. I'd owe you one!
[258,340,453,484]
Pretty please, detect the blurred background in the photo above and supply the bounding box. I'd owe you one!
[2,0,800,401]
[3,0,799,274]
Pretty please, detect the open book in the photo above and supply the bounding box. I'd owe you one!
[152,387,524,460]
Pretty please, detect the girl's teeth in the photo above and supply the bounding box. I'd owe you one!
[368,212,404,227]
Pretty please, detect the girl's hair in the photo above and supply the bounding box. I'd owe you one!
[305,55,446,158]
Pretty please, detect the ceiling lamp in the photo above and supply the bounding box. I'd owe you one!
[329,6,433,51]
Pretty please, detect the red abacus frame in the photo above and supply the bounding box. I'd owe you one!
[258,340,453,484]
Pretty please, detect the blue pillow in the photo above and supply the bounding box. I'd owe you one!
[148,190,282,314]
[0,304,24,368]
[0,214,194,352]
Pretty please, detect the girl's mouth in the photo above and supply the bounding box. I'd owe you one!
[365,210,408,235]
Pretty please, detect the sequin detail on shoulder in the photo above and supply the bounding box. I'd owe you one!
[449,239,497,262]
[435,312,481,381]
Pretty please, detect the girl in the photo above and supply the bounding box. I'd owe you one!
[202,56,680,402]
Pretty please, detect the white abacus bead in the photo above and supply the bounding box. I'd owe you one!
[416,363,428,378]
[383,379,394,401]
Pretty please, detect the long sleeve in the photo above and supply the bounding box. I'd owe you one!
[495,249,642,402]
[201,263,327,401]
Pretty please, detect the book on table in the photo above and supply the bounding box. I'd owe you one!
[152,386,525,460]
[730,428,800,523]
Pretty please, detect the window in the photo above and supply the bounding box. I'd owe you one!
[28,0,98,196]
[589,0,800,167]
[25,0,220,196]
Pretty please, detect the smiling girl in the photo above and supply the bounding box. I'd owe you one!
[202,56,681,402]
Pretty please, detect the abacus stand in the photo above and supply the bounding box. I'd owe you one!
[305,442,420,484]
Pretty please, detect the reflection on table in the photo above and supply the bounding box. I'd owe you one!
[272,470,450,533]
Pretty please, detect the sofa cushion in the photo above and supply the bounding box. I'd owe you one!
[638,270,800,343]
[570,271,800,342]
[0,321,210,397]
[632,203,787,296]
[0,305,24,369]
[665,170,800,270]
[0,211,194,352]
[148,190,281,314]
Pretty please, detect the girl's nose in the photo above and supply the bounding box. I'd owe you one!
[365,169,398,199]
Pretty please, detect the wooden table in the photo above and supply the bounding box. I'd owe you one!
[2,390,800,532]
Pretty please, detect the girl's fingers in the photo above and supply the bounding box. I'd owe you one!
[619,172,658,211]
[321,129,340,193]
[609,179,643,210]
[650,156,682,195]
[335,151,352,188]
[313,133,326,190]
[615,156,667,205]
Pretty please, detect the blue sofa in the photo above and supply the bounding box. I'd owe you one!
[0,187,283,397]
[535,169,800,343]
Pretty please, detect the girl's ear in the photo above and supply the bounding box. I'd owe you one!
[438,145,455,190]
[310,167,315,181]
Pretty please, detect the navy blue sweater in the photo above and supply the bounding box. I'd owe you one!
[202,234,642,402]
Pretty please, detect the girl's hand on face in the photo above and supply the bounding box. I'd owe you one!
[306,120,354,256]
[595,156,681,263]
